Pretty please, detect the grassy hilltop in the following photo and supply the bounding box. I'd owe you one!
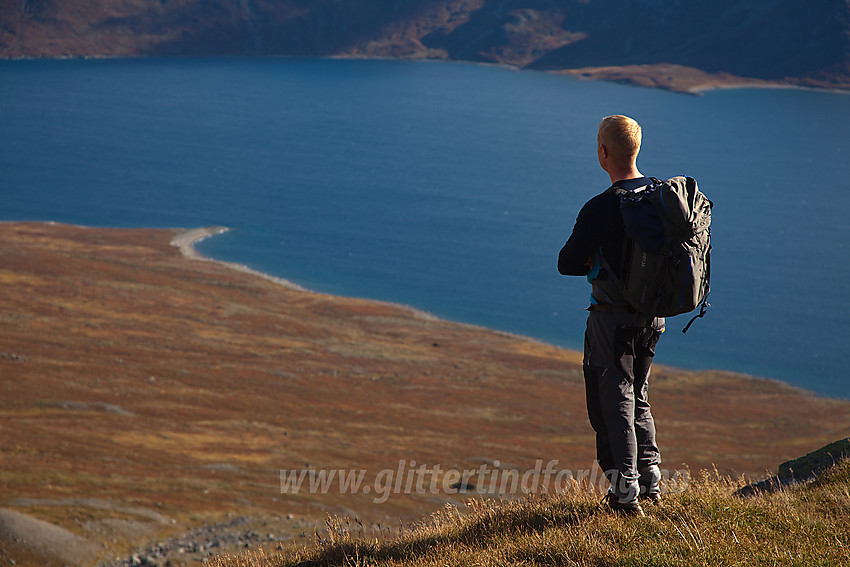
[214,458,850,567]
[0,222,849,566]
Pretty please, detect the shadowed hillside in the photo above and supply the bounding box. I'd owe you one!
[2,0,849,92]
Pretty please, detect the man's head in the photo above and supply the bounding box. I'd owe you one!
[597,115,642,175]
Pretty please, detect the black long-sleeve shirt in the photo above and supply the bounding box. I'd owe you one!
[558,177,651,278]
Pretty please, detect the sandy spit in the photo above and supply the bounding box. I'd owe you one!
[170,226,308,292]
[170,227,463,324]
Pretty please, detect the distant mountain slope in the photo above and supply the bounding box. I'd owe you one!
[2,0,849,90]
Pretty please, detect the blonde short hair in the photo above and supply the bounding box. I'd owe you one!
[598,115,642,166]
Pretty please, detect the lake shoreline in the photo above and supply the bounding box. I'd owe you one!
[172,225,827,402]
[170,225,586,347]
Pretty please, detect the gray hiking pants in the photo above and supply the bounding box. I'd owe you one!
[583,307,664,502]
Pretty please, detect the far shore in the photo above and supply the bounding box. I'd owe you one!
[3,54,848,96]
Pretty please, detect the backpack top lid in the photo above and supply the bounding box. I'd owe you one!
[651,176,712,237]
[614,176,712,246]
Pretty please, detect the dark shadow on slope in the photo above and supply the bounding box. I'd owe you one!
[294,496,598,567]
[142,0,460,57]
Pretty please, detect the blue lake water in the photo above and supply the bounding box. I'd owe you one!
[1,57,849,398]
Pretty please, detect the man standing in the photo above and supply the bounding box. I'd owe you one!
[558,115,664,517]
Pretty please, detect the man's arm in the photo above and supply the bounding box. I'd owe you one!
[558,199,604,276]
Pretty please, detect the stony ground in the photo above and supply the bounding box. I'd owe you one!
[99,515,313,567]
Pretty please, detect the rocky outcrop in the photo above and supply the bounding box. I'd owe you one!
[736,437,850,497]
[1,0,849,90]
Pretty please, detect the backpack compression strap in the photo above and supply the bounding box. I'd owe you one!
[682,233,711,334]
[682,300,708,333]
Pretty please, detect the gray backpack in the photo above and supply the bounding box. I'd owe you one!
[611,176,712,332]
